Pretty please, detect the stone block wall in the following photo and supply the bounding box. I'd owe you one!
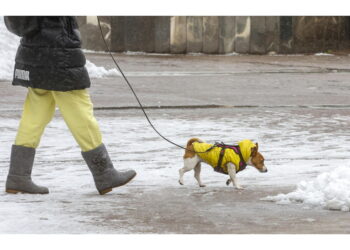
[78,16,350,54]
[292,16,350,53]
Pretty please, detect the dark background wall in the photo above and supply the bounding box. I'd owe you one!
[77,16,350,54]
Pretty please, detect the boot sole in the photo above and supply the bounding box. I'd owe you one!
[5,189,49,194]
[98,172,137,195]
[6,189,21,194]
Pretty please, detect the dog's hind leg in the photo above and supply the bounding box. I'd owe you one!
[194,163,205,187]
[179,156,199,185]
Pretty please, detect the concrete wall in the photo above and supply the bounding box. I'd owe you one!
[77,16,112,51]
[293,16,350,53]
[78,16,350,54]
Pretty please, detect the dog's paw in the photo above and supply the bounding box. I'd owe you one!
[178,180,184,185]
[235,186,244,190]
[226,179,231,186]
[199,184,206,188]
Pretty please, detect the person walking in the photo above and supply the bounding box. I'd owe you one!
[4,16,136,195]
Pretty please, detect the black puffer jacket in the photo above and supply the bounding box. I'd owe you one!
[5,16,90,91]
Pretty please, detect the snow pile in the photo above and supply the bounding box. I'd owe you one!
[0,16,119,80]
[263,165,350,212]
[314,52,334,56]
[85,60,120,78]
[0,17,19,80]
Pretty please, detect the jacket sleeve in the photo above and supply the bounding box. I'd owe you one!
[4,16,40,37]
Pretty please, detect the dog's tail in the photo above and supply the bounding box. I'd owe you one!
[186,138,202,147]
[184,138,202,158]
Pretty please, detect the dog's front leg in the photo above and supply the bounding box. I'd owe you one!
[227,163,243,190]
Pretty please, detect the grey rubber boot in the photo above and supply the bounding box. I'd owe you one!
[5,145,49,194]
[82,144,137,195]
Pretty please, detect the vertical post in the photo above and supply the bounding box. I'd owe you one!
[340,16,350,50]
[111,16,126,52]
[347,16,350,41]
[219,16,236,54]
[265,16,280,53]
[250,16,266,54]
[235,16,251,53]
[203,16,220,53]
[279,16,294,53]
[170,16,187,53]
[140,17,155,53]
[155,16,171,53]
[125,16,143,51]
[76,16,87,27]
[112,16,155,53]
[186,16,203,53]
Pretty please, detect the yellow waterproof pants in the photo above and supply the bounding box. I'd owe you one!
[15,88,102,152]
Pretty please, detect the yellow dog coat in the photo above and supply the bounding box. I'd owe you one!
[192,139,256,174]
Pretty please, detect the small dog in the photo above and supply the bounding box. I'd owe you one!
[178,138,267,189]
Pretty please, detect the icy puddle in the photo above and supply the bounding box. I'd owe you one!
[0,107,350,232]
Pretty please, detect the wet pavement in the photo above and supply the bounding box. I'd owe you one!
[0,53,350,233]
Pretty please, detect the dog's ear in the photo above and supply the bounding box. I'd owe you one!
[255,142,259,151]
[251,146,257,157]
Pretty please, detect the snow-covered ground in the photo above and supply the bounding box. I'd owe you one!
[1,15,350,233]
[0,16,119,81]
[0,107,350,232]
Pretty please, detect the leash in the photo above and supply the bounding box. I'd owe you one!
[96,16,220,154]
[96,17,249,164]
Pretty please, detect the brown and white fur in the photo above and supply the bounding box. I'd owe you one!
[178,138,267,189]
